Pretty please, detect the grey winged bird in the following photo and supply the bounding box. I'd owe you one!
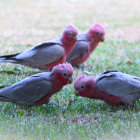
[0,40,62,70]
[0,63,74,106]
[0,25,78,70]
[95,70,140,105]
[74,70,140,105]
[67,24,105,66]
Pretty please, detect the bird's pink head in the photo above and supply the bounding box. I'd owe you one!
[74,74,98,99]
[88,24,105,42]
[62,24,78,45]
[51,62,74,85]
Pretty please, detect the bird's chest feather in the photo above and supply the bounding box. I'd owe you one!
[45,57,65,70]
[34,85,63,106]
[34,93,53,106]
[72,47,90,65]
[100,91,121,105]
[34,78,66,106]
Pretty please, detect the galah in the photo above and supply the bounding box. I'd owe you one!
[0,25,78,70]
[67,24,105,66]
[74,70,140,105]
[0,63,73,106]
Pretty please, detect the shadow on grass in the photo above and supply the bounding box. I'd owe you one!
[0,97,139,119]
[63,97,140,114]
[0,102,61,118]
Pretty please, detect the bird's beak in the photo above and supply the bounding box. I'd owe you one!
[75,89,79,96]
[68,77,73,84]
[100,35,105,42]
[73,36,77,41]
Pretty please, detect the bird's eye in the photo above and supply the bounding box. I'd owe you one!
[96,32,100,36]
[68,32,73,37]
[63,73,67,77]
[81,86,84,89]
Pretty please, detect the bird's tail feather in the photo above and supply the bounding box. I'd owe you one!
[0,53,20,63]
[0,96,13,102]
[0,58,18,63]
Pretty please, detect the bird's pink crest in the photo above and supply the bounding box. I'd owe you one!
[75,74,87,82]
[52,62,74,74]
[64,24,78,35]
[89,24,105,34]
[74,74,95,88]
[74,74,87,88]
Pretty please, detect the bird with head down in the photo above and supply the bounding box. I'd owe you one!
[0,63,73,106]
[74,70,140,106]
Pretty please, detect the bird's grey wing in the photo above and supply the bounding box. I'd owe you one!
[96,71,140,101]
[95,70,124,81]
[67,41,89,60]
[77,33,89,41]
[15,43,64,67]
[31,38,62,50]
[16,37,62,59]
[0,72,51,104]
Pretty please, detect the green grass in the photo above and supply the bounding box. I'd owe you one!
[0,0,140,139]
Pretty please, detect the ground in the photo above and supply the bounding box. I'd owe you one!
[0,0,140,139]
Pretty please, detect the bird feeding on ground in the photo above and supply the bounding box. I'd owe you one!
[74,70,140,106]
[0,25,78,70]
[0,63,73,106]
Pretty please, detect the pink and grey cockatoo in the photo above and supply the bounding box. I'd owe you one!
[0,25,78,70]
[74,70,140,106]
[0,63,73,106]
[67,24,105,66]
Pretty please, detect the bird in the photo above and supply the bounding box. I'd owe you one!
[0,63,73,106]
[67,24,105,67]
[74,70,140,106]
[0,25,78,70]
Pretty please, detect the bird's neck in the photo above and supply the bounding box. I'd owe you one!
[85,86,101,99]
[81,80,101,99]
[50,73,67,93]
[89,41,99,52]
[83,81,122,105]
[98,91,121,105]
[61,38,76,58]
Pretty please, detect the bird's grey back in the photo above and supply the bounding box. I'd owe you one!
[96,70,140,101]
[0,72,52,105]
[67,40,89,61]
[14,38,64,69]
[77,33,89,41]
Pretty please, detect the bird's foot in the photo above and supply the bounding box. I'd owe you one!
[74,64,89,70]
[45,101,59,107]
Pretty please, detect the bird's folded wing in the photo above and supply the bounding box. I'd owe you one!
[96,71,140,98]
[32,38,62,50]
[0,73,51,103]
[16,43,64,65]
[67,41,89,60]
[77,33,88,41]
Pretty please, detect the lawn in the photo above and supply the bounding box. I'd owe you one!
[0,0,140,139]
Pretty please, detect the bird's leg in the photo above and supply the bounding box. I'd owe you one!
[129,101,137,108]
[73,64,82,68]
[74,64,90,70]
[45,100,59,107]
[18,104,33,109]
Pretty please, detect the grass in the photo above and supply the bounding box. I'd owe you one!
[0,0,140,139]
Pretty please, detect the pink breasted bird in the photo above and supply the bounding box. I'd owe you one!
[67,24,105,66]
[0,25,78,70]
[74,70,140,106]
[0,63,73,106]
